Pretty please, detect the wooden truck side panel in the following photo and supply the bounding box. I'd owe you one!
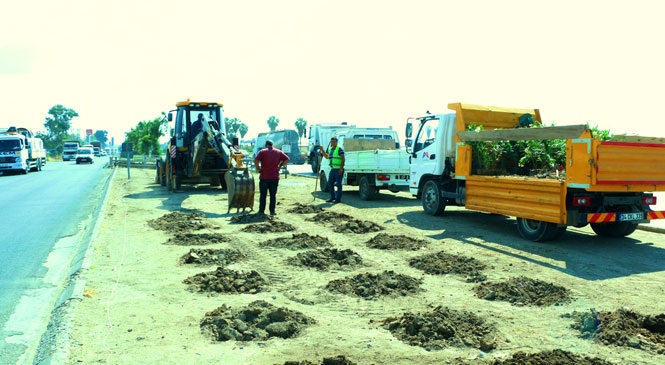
[465,175,566,224]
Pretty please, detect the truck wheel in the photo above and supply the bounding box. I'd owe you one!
[310,153,320,174]
[422,180,445,215]
[359,175,378,201]
[319,171,329,192]
[516,218,567,241]
[590,222,638,237]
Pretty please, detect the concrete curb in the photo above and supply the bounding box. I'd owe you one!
[638,224,665,234]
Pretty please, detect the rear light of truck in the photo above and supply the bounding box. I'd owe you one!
[642,196,657,205]
[572,196,591,207]
[377,174,391,181]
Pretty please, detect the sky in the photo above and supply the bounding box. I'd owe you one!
[1,0,664,146]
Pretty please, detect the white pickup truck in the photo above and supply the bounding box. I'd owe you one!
[319,127,410,200]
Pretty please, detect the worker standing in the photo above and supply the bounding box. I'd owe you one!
[319,137,345,203]
[253,140,290,216]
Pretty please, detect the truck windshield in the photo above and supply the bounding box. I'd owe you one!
[0,139,21,151]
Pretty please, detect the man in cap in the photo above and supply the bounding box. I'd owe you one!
[253,139,290,216]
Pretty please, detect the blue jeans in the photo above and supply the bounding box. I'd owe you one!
[328,168,343,202]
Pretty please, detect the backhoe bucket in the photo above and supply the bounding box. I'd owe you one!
[225,169,255,213]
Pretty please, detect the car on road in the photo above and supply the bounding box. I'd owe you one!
[76,148,95,164]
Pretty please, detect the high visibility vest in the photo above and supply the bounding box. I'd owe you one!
[328,146,343,168]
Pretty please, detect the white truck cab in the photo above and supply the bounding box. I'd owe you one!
[0,133,32,174]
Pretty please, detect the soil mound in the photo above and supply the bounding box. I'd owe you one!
[242,221,296,233]
[409,250,487,283]
[260,233,331,250]
[165,232,230,246]
[183,267,268,294]
[568,308,665,354]
[306,212,383,234]
[179,248,245,266]
[282,355,357,365]
[365,233,430,250]
[148,211,213,233]
[287,203,324,214]
[474,275,572,306]
[326,270,422,300]
[286,248,363,270]
[378,305,498,351]
[230,213,275,224]
[487,349,614,364]
[200,300,316,341]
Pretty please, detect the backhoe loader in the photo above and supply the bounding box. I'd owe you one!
[156,101,254,213]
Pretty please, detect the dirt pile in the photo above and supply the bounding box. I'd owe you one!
[200,300,316,341]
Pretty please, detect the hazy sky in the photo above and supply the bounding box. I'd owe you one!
[1,0,664,144]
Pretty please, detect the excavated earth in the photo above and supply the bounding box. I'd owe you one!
[62,169,665,365]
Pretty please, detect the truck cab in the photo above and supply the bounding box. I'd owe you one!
[0,134,31,174]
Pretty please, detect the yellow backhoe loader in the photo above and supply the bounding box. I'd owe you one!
[156,101,254,213]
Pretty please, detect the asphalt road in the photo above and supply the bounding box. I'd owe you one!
[0,158,113,364]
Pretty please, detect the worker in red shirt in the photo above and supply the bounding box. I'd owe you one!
[253,140,290,216]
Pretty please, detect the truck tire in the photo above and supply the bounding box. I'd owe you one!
[516,218,567,241]
[359,175,378,201]
[319,171,329,192]
[422,180,445,215]
[310,153,320,174]
[590,222,638,237]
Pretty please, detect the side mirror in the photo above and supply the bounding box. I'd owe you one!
[170,128,175,137]
[405,139,413,154]
[405,122,413,138]
[167,112,173,122]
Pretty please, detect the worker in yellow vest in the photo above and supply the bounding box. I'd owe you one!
[319,137,345,203]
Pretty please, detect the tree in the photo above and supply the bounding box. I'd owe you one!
[93,130,109,148]
[267,116,280,131]
[237,124,248,139]
[295,118,307,146]
[224,117,249,141]
[124,115,168,155]
[40,104,79,152]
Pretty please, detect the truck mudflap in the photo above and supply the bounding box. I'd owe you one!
[586,210,665,223]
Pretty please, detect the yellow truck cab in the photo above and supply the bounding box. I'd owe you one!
[406,103,665,241]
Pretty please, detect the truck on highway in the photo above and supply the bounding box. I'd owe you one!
[252,129,305,164]
[319,127,409,200]
[307,122,355,173]
[405,102,665,241]
[90,141,102,156]
[0,126,46,174]
[62,140,80,161]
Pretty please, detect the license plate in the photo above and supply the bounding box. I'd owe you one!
[619,212,643,221]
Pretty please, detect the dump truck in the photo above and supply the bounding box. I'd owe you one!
[405,103,665,241]
[319,127,410,200]
[0,126,46,174]
[307,122,355,173]
[155,101,255,213]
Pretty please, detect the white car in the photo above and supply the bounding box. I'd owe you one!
[76,148,95,164]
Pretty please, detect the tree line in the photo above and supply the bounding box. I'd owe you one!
[35,104,309,156]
